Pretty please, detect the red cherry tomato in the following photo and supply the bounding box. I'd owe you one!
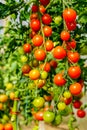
[23,43,31,53]
[53,46,66,59]
[63,8,77,22]
[22,64,31,74]
[34,111,43,121]
[54,73,66,86]
[66,21,76,31]
[69,83,82,96]
[77,109,86,118]
[39,5,46,14]
[34,49,46,61]
[73,100,82,109]
[67,51,80,63]
[67,39,76,50]
[68,66,81,79]
[39,0,50,6]
[43,26,52,37]
[32,34,43,46]
[30,19,40,32]
[4,123,13,130]
[32,4,39,12]
[42,14,52,25]
[63,97,72,105]
[50,60,57,69]
[45,40,54,51]
[60,30,70,41]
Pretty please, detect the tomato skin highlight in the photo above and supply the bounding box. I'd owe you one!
[39,5,46,14]
[68,66,81,79]
[53,46,66,59]
[63,8,77,22]
[69,83,82,96]
[77,109,86,118]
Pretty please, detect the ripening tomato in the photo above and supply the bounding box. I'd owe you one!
[32,34,43,46]
[29,69,40,80]
[69,83,82,95]
[66,21,76,31]
[67,51,80,63]
[63,91,71,99]
[22,64,31,74]
[34,49,46,61]
[30,19,40,32]
[0,103,3,110]
[54,73,66,86]
[40,62,51,72]
[23,43,31,53]
[9,92,15,100]
[0,124,4,130]
[50,60,57,69]
[4,123,13,130]
[39,5,46,14]
[44,94,53,101]
[53,46,66,59]
[63,8,77,22]
[32,4,38,12]
[43,26,52,37]
[60,30,70,41]
[32,59,39,67]
[57,102,66,110]
[30,13,38,20]
[41,71,48,79]
[42,14,52,25]
[43,111,55,123]
[67,39,76,50]
[45,40,54,51]
[68,66,81,79]
[0,94,8,103]
[73,100,82,109]
[33,97,45,108]
[77,109,86,118]
[29,30,36,38]
[20,55,28,63]
[39,0,50,6]
[34,111,43,121]
[63,97,72,105]
[34,79,46,88]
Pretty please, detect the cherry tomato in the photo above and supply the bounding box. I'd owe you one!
[34,49,46,61]
[68,66,81,79]
[53,46,66,59]
[41,71,48,79]
[34,79,46,88]
[30,13,38,20]
[39,0,50,6]
[43,26,52,37]
[32,4,38,12]
[39,5,46,14]
[32,34,43,46]
[69,83,82,95]
[0,94,8,103]
[60,30,70,41]
[29,30,36,38]
[77,109,86,118]
[30,19,40,32]
[63,91,71,99]
[0,124,4,130]
[34,111,43,121]
[54,16,62,25]
[20,55,28,63]
[54,73,66,86]
[45,40,54,51]
[29,69,40,80]
[4,123,13,130]
[63,8,77,22]
[22,64,31,74]
[54,114,62,125]
[67,39,76,50]
[67,51,80,63]
[50,60,57,69]
[43,111,55,123]
[57,102,66,110]
[0,103,3,110]
[44,94,53,101]
[33,97,45,108]
[42,14,52,25]
[32,59,39,67]
[73,100,82,109]
[66,21,76,31]
[40,62,51,72]
[63,97,72,105]
[23,43,31,53]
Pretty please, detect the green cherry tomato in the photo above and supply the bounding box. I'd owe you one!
[59,106,72,116]
[20,55,28,63]
[54,114,62,125]
[57,102,66,110]
[63,91,71,99]
[43,111,55,123]
[41,71,48,79]
[54,16,62,25]
[33,97,45,108]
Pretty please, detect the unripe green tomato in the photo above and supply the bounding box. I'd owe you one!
[33,97,45,108]
[57,102,66,110]
[63,91,71,99]
[43,111,55,123]
[54,16,62,25]
[41,71,48,79]
[2,114,9,121]
[59,106,72,116]
[54,114,62,125]
[20,55,28,62]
